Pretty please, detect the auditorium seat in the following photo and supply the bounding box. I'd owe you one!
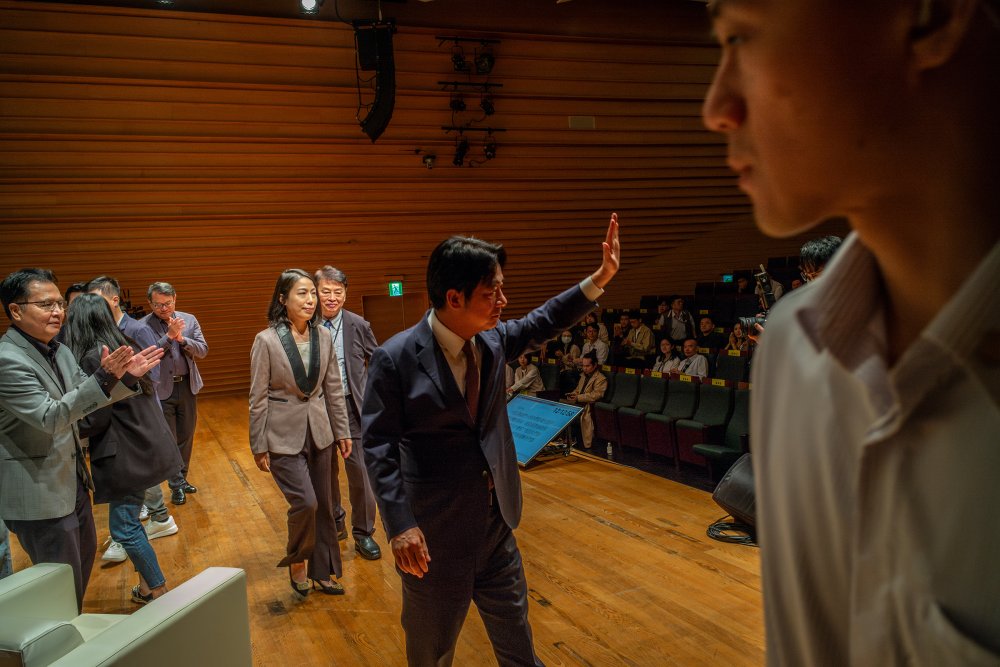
[615,373,668,451]
[592,368,639,445]
[694,387,750,482]
[536,358,562,401]
[714,350,750,383]
[674,381,734,470]
[644,377,699,463]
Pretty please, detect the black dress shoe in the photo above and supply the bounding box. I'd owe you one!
[170,487,186,505]
[181,483,198,494]
[355,535,381,561]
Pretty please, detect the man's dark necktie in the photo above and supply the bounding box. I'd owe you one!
[462,340,479,422]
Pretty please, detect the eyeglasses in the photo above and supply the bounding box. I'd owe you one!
[150,300,175,311]
[16,299,68,312]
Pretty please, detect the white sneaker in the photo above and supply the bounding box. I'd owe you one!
[145,516,178,540]
[139,505,149,521]
[101,538,127,563]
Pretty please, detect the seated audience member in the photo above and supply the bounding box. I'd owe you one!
[799,234,844,283]
[624,312,654,368]
[675,338,708,378]
[582,311,609,343]
[507,354,545,397]
[725,321,751,352]
[790,278,804,290]
[654,300,669,328]
[549,329,580,393]
[755,273,785,302]
[651,338,680,373]
[611,312,632,363]
[735,276,752,295]
[564,352,607,449]
[665,297,695,346]
[696,316,727,351]
[580,323,609,365]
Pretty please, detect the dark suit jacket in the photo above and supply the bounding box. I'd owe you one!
[119,312,160,387]
[78,347,183,503]
[362,284,596,550]
[338,310,378,420]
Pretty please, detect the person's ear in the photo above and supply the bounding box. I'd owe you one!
[445,289,465,310]
[909,0,979,70]
[9,303,22,323]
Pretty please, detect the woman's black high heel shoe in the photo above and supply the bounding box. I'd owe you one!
[288,566,310,597]
[311,579,345,596]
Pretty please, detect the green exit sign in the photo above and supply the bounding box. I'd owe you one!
[388,281,403,297]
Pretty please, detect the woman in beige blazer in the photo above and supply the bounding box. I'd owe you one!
[249,269,352,596]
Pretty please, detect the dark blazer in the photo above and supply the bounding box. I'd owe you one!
[78,347,183,503]
[119,312,160,386]
[362,284,596,546]
[338,309,378,418]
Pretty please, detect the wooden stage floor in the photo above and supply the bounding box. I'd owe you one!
[10,395,763,666]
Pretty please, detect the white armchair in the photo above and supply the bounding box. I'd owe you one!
[0,563,251,667]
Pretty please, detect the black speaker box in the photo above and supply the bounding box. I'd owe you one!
[711,453,756,527]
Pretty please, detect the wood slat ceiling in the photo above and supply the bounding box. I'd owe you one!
[0,0,841,395]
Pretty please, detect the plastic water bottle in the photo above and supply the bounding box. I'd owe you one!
[606,442,613,458]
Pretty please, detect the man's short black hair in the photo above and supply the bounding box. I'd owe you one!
[800,235,843,271]
[86,275,121,299]
[1,268,57,319]
[581,351,598,365]
[426,236,506,309]
[64,282,88,301]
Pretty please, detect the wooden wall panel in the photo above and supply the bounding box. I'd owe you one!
[0,0,834,395]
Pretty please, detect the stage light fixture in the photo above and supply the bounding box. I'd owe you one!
[453,137,470,166]
[479,94,495,116]
[300,0,323,13]
[475,49,495,75]
[451,46,469,72]
[449,93,466,112]
[483,135,497,160]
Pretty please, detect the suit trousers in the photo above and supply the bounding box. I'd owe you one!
[333,397,377,538]
[5,478,96,612]
[400,494,543,667]
[269,431,343,580]
[161,375,197,488]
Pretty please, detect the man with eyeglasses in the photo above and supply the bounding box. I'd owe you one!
[314,265,382,561]
[0,268,162,610]
[140,281,208,506]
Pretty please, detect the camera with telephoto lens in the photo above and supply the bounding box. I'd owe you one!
[737,264,775,333]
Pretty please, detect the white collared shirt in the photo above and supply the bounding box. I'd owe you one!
[751,233,1000,665]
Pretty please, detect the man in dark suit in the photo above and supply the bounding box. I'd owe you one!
[0,268,162,610]
[363,214,620,666]
[315,265,381,561]
[140,281,208,505]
